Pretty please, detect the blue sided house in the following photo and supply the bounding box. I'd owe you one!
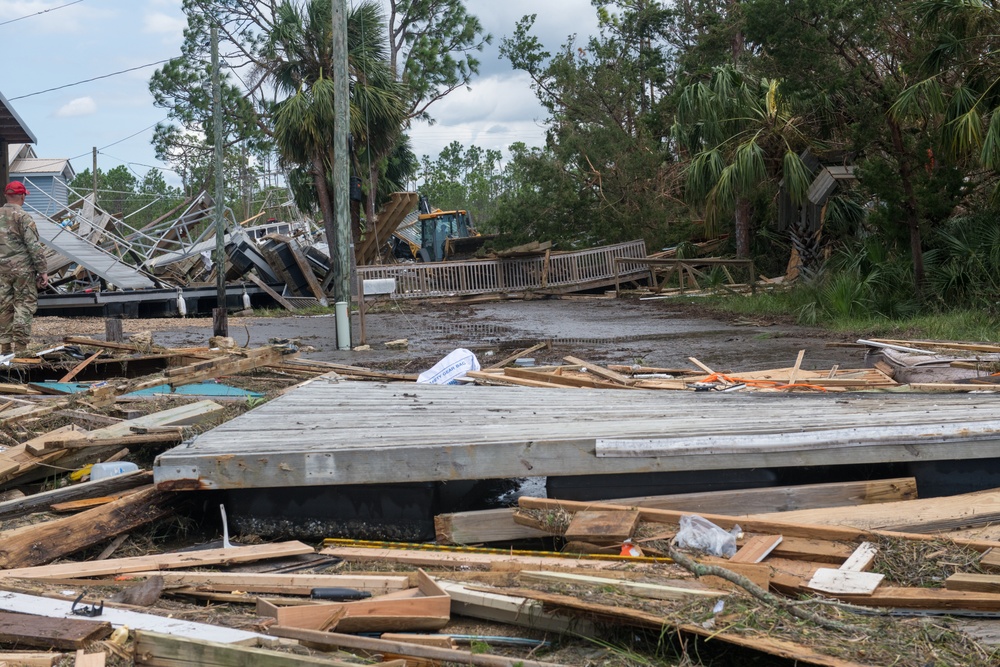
[7,143,76,217]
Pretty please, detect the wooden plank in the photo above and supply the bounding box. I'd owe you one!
[0,591,254,646]
[320,546,661,571]
[0,611,110,650]
[787,349,806,385]
[256,570,450,633]
[245,273,297,312]
[59,432,182,450]
[129,572,409,596]
[437,580,594,636]
[0,652,62,667]
[58,352,102,383]
[564,509,640,542]
[133,631,359,667]
[485,343,547,370]
[562,356,634,385]
[49,489,144,512]
[0,541,315,579]
[73,650,105,667]
[435,478,918,544]
[750,487,1000,534]
[840,542,878,572]
[267,625,574,667]
[518,570,726,601]
[0,486,173,568]
[730,535,782,564]
[806,569,884,595]
[946,572,1000,593]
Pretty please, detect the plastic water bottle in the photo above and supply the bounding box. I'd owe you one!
[90,462,139,481]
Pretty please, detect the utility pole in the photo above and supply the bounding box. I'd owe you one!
[211,23,228,338]
[331,0,352,349]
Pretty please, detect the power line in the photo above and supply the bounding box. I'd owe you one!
[9,59,172,100]
[0,0,83,27]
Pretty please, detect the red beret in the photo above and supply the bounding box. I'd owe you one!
[4,182,27,196]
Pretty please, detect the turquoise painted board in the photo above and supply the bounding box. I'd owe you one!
[31,381,263,398]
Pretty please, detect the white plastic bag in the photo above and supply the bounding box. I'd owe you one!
[417,348,480,385]
[673,515,742,558]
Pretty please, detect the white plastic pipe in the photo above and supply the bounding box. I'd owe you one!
[335,301,350,350]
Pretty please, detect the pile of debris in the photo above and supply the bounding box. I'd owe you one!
[0,335,994,665]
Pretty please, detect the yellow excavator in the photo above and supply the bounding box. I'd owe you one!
[391,196,491,261]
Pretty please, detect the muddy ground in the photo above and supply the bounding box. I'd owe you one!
[33,296,869,374]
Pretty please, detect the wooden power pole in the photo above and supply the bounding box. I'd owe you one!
[332,0,352,348]
[211,23,228,338]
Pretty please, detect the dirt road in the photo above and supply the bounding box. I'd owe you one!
[34,296,868,374]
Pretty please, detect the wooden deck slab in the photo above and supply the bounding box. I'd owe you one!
[153,378,1000,491]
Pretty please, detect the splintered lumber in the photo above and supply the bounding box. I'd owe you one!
[978,550,1000,571]
[0,425,82,484]
[517,497,1000,552]
[0,591,263,645]
[730,535,783,564]
[518,570,726,601]
[748,487,1000,534]
[268,625,573,667]
[435,478,918,544]
[840,542,878,572]
[489,588,870,667]
[437,581,594,636]
[0,541,315,579]
[0,611,110,650]
[0,485,173,568]
[133,631,359,667]
[564,509,640,542]
[162,347,287,387]
[771,575,1000,611]
[0,471,151,522]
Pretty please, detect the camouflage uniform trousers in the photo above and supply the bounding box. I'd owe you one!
[0,269,38,347]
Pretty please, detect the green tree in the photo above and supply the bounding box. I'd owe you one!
[500,5,688,247]
[385,0,492,120]
[419,141,503,227]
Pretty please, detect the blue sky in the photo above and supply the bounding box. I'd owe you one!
[1,0,598,187]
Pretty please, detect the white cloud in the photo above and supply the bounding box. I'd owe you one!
[54,97,97,117]
[143,11,185,36]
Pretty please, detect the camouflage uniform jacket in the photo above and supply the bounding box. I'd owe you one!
[0,203,46,276]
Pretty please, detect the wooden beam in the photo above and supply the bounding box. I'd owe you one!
[0,470,151,522]
[128,572,409,596]
[133,631,359,667]
[518,570,725,601]
[246,273,297,311]
[485,343,547,370]
[562,356,634,385]
[517,497,1000,552]
[0,541,315,579]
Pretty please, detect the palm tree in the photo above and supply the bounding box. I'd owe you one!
[672,66,815,259]
[892,0,1000,202]
[266,0,408,249]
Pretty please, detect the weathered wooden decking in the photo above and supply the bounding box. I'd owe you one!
[154,378,1000,491]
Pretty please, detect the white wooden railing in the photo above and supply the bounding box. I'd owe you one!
[359,240,649,298]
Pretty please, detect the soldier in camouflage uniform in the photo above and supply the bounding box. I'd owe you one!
[0,182,48,354]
